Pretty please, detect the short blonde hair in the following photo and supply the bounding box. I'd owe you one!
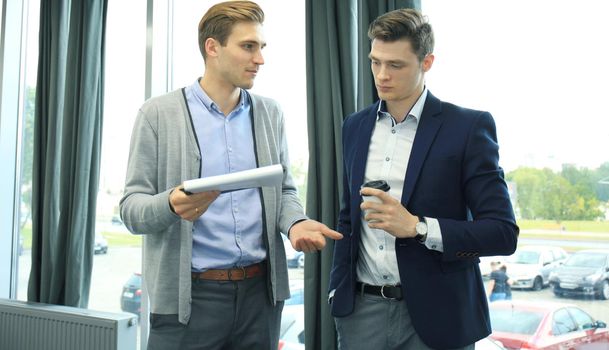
[198,1,264,60]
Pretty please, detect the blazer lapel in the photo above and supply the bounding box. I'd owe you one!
[401,93,443,205]
[352,103,379,190]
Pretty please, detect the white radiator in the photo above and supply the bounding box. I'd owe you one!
[0,298,137,350]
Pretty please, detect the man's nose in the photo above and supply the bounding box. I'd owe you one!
[376,65,389,80]
[253,49,264,65]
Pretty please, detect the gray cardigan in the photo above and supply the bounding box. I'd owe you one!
[119,88,307,324]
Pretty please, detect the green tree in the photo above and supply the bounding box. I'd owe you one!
[507,166,603,221]
[507,167,545,219]
[560,164,603,220]
[19,86,36,228]
[594,162,609,202]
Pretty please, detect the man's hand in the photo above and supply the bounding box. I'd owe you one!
[289,219,343,253]
[360,187,418,238]
[169,185,220,222]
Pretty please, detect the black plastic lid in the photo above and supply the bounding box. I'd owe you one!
[361,180,390,192]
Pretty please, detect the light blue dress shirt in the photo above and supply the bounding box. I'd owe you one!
[184,80,266,271]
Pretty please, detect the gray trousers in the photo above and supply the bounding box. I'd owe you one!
[147,275,283,350]
[335,293,475,350]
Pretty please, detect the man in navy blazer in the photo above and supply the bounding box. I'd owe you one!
[329,8,519,350]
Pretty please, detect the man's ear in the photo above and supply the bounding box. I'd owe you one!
[422,54,435,73]
[204,37,220,58]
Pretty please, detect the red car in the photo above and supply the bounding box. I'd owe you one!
[489,300,609,349]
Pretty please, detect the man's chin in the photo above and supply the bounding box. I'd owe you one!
[377,92,391,101]
[239,80,255,90]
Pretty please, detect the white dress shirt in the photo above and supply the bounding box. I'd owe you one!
[357,88,444,287]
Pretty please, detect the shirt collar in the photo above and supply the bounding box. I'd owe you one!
[191,78,247,115]
[376,87,428,123]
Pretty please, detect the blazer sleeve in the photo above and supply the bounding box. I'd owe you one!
[437,111,519,261]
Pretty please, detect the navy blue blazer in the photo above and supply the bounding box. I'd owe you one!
[329,92,519,349]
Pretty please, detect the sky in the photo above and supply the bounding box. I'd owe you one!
[423,0,609,172]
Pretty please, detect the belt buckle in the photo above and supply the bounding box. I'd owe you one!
[380,285,394,300]
[228,266,247,281]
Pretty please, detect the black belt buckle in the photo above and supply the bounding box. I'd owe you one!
[359,283,402,300]
[380,285,393,300]
[378,285,401,300]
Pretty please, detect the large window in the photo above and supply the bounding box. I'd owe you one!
[16,0,40,301]
[12,0,147,346]
[424,0,609,332]
[87,0,146,316]
[8,1,305,348]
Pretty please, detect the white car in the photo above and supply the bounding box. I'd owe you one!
[505,245,568,290]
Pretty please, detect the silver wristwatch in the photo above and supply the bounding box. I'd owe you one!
[415,216,428,243]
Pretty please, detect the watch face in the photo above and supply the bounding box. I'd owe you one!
[416,221,428,235]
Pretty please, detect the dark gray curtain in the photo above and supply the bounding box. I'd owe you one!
[304,1,357,349]
[28,0,107,308]
[304,1,420,349]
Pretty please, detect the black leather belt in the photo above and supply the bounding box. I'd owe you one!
[356,282,403,300]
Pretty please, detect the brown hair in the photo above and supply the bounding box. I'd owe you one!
[198,1,264,60]
[368,8,434,62]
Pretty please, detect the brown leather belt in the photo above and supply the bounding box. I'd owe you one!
[191,262,266,281]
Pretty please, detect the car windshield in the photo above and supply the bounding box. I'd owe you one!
[507,251,540,264]
[564,253,607,268]
[490,308,544,335]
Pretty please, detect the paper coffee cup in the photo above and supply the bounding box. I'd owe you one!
[361,180,390,221]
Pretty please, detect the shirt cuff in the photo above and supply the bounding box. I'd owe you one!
[328,289,336,304]
[424,217,443,252]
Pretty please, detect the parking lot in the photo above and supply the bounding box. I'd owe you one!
[504,286,609,323]
[18,246,305,315]
[17,247,608,320]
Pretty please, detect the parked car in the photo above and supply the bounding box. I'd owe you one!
[475,337,506,350]
[549,249,609,300]
[283,234,304,268]
[94,233,108,254]
[504,245,568,290]
[120,272,142,317]
[489,300,609,349]
[111,215,123,225]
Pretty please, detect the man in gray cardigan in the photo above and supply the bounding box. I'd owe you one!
[119,2,341,349]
